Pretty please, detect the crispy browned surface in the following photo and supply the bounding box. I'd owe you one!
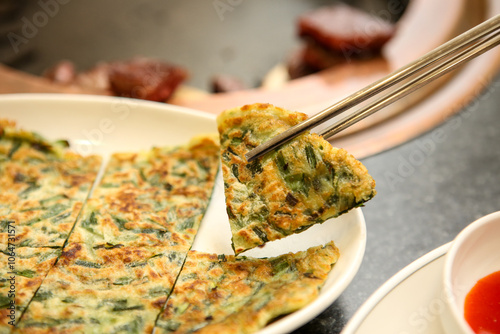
[217,103,376,254]
[3,117,349,334]
[0,119,102,249]
[69,134,220,249]
[0,248,61,328]
[155,242,339,334]
[0,120,101,333]
[14,242,178,334]
[15,134,220,333]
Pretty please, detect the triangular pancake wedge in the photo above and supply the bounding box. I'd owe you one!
[217,103,376,254]
[155,241,340,334]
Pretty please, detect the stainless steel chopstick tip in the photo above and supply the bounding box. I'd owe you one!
[245,14,500,162]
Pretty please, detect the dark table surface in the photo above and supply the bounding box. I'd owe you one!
[3,0,499,333]
[295,74,500,333]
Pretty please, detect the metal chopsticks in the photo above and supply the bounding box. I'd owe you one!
[245,14,500,162]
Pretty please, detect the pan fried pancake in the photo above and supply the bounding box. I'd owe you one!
[217,103,376,254]
[4,116,351,334]
[0,202,84,250]
[15,243,182,334]
[69,134,220,249]
[0,120,100,333]
[0,247,60,330]
[0,119,66,157]
[155,241,339,334]
[16,134,220,333]
[0,119,101,249]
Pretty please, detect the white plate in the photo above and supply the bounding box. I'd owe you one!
[0,93,367,334]
[342,243,452,334]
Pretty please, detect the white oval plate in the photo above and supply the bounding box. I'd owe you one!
[342,243,452,334]
[0,93,367,334]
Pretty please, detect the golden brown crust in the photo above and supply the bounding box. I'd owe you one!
[3,117,350,334]
[0,119,101,249]
[15,243,174,334]
[69,134,220,249]
[15,134,220,333]
[0,247,61,328]
[0,120,100,332]
[155,242,339,334]
[217,104,376,253]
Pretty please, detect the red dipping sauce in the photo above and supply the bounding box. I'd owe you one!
[464,270,500,334]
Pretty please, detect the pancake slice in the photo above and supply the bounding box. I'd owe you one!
[155,241,339,334]
[217,103,375,254]
[0,247,61,329]
[0,119,102,249]
[15,242,182,334]
[15,134,220,333]
[0,119,100,333]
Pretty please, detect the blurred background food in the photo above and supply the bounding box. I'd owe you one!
[0,0,407,92]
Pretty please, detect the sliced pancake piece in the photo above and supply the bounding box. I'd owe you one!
[95,134,219,197]
[68,134,220,249]
[0,119,67,158]
[0,120,101,332]
[68,195,203,251]
[0,247,61,330]
[0,201,84,250]
[154,241,339,334]
[14,242,184,334]
[68,198,175,249]
[15,134,221,333]
[217,103,376,254]
[0,119,102,249]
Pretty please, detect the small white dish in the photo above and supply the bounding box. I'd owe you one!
[341,243,450,334]
[342,212,500,334]
[441,211,500,334]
